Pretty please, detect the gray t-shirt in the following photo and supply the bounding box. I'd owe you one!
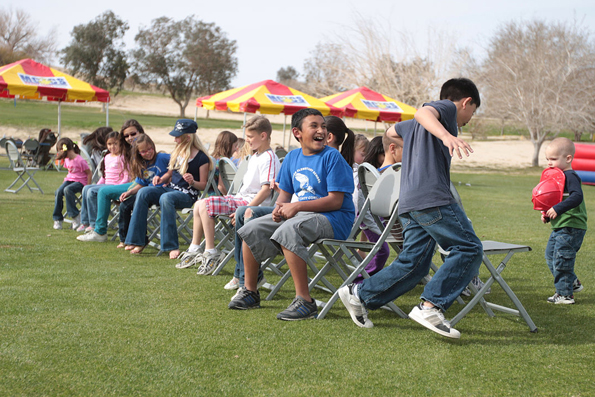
[396,99,458,214]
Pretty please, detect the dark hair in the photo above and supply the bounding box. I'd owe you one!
[363,136,384,168]
[118,119,144,172]
[291,108,324,132]
[212,130,238,159]
[83,126,112,152]
[100,131,122,175]
[325,115,355,165]
[55,137,80,160]
[129,134,157,180]
[439,78,481,107]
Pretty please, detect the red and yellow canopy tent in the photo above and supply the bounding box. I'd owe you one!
[320,86,417,133]
[0,58,110,139]
[196,79,343,148]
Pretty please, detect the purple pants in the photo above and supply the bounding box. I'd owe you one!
[354,228,390,284]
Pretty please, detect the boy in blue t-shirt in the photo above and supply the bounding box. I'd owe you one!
[339,78,483,338]
[229,108,355,320]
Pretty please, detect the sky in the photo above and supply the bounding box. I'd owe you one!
[4,0,595,88]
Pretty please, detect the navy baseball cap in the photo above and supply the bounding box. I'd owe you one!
[169,119,198,137]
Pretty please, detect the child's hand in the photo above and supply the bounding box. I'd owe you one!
[182,173,195,185]
[269,181,280,193]
[152,175,163,186]
[441,134,473,159]
[272,204,285,222]
[541,212,550,223]
[229,212,236,227]
[119,192,129,202]
[276,202,300,220]
[546,207,558,220]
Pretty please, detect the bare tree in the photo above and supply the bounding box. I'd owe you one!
[301,17,455,108]
[132,16,237,118]
[481,20,595,166]
[0,7,56,65]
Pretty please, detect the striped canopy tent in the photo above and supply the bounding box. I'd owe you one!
[0,58,110,138]
[320,86,417,133]
[196,79,343,148]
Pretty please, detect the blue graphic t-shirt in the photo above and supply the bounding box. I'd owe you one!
[136,152,171,186]
[277,146,355,240]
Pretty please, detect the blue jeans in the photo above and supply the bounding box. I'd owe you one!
[545,227,586,296]
[80,184,106,228]
[233,206,272,286]
[53,181,83,220]
[358,203,483,312]
[125,186,195,251]
[117,193,136,243]
[94,183,132,235]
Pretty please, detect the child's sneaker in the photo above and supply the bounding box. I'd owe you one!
[53,220,63,230]
[228,288,260,310]
[338,284,373,328]
[276,297,318,320]
[409,302,461,339]
[224,277,240,290]
[76,224,88,232]
[77,231,107,242]
[461,275,491,297]
[547,293,575,304]
[71,214,82,230]
[175,249,204,269]
[573,279,584,294]
[229,276,267,301]
[197,249,224,275]
[85,226,94,232]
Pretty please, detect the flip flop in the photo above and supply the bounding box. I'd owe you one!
[116,242,126,249]
[130,246,145,254]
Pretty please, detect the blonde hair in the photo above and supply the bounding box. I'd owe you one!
[169,133,213,174]
[548,137,575,157]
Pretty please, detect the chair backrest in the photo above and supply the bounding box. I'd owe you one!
[5,140,23,168]
[23,138,40,153]
[275,148,288,160]
[367,163,401,218]
[200,162,219,199]
[229,157,250,196]
[218,157,238,194]
[357,162,380,199]
[79,147,97,180]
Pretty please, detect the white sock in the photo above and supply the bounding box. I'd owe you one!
[188,244,201,253]
[205,248,218,255]
[352,284,360,300]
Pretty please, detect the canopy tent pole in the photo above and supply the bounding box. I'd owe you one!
[106,102,110,127]
[242,112,247,139]
[194,107,198,122]
[283,114,287,150]
[374,121,377,136]
[57,100,62,141]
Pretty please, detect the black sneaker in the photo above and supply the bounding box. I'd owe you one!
[228,288,260,310]
[573,279,584,293]
[276,297,318,320]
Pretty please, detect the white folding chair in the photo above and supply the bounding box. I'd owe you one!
[4,140,44,194]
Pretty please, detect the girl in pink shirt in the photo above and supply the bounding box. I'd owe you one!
[77,131,130,233]
[52,138,92,230]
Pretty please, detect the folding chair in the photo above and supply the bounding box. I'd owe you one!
[437,183,537,332]
[147,164,218,255]
[309,164,408,319]
[4,140,44,194]
[22,138,40,166]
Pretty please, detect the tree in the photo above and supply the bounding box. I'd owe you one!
[0,7,56,65]
[276,66,299,84]
[132,16,238,118]
[481,20,595,166]
[61,11,129,96]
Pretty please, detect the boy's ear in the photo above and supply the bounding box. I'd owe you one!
[292,127,302,141]
[461,97,473,108]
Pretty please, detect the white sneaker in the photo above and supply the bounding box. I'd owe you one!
[77,231,108,242]
[547,293,575,304]
[53,220,63,230]
[76,224,88,232]
[175,249,204,269]
[409,303,460,339]
[338,284,373,328]
[197,250,224,275]
[224,277,240,290]
[71,214,81,230]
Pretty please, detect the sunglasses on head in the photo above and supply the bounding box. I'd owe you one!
[124,131,138,139]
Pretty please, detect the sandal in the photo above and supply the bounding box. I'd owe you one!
[116,242,126,249]
[130,246,146,254]
[125,245,135,251]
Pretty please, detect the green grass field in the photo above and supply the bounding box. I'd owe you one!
[0,163,594,396]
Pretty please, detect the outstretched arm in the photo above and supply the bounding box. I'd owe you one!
[414,106,473,159]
